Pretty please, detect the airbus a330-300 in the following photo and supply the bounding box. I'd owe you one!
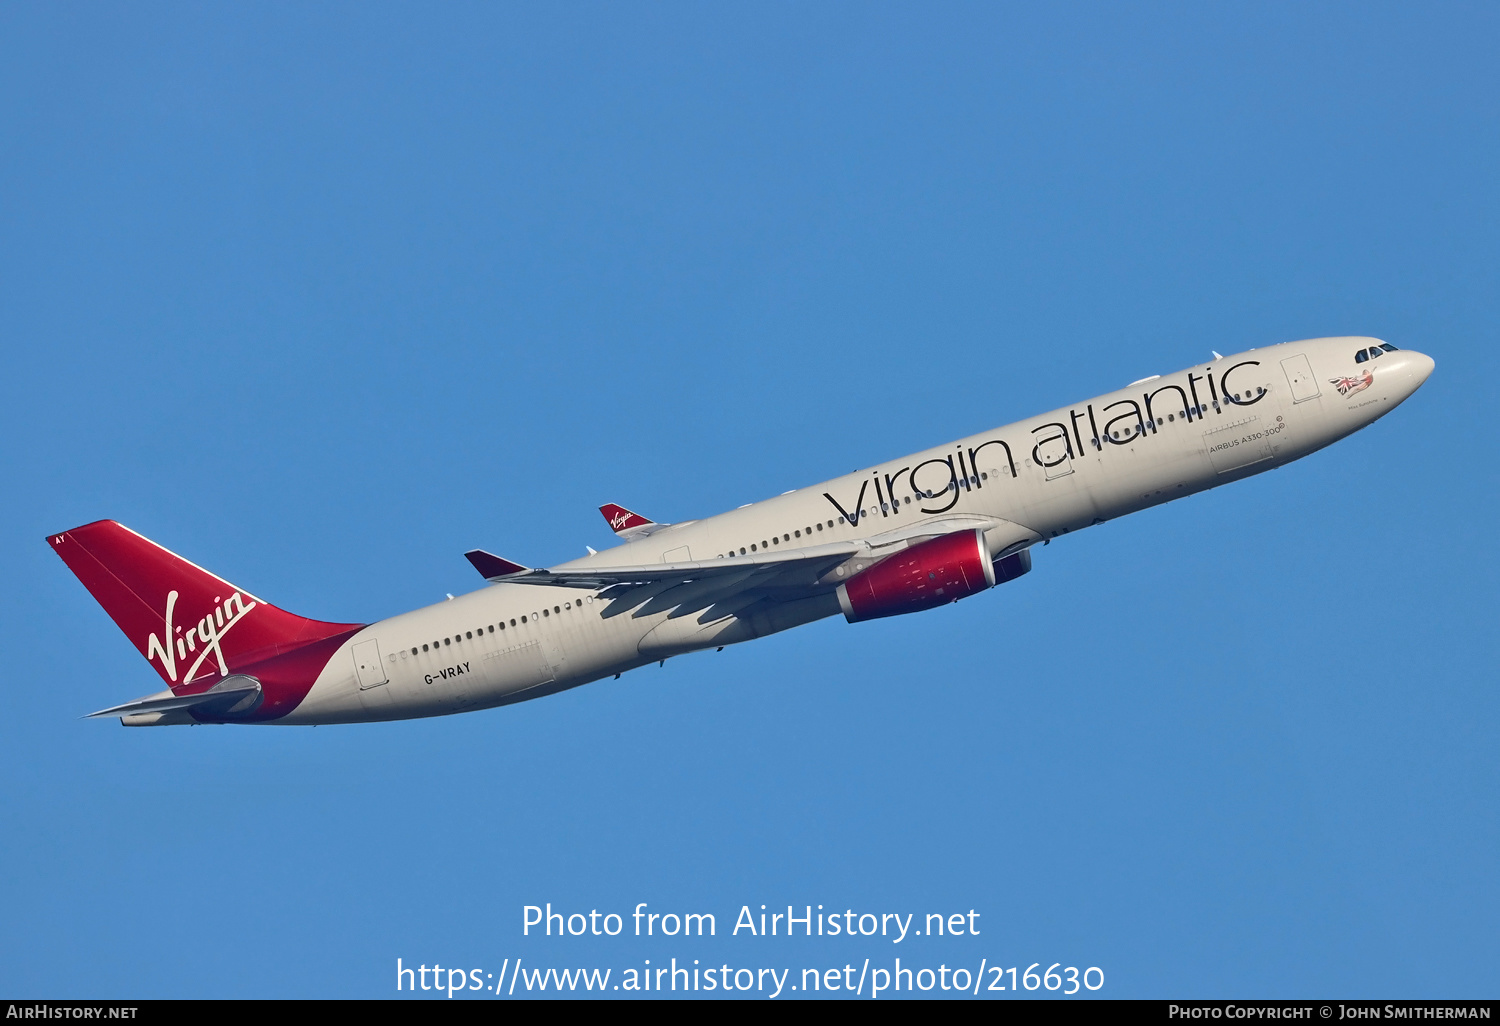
[50,336,1433,726]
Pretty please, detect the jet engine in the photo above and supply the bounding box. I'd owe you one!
[837,528,1030,623]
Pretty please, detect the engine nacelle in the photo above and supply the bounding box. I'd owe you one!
[837,528,999,623]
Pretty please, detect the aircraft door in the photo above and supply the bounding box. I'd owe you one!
[1033,428,1074,479]
[1280,355,1321,403]
[353,638,388,689]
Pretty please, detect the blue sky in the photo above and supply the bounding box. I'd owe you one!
[2,1,1496,999]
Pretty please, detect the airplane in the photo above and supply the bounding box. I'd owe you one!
[49,336,1433,727]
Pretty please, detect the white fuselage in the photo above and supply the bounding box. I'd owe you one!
[287,337,1433,724]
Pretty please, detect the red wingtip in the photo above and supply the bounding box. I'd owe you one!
[599,504,653,534]
[464,549,528,579]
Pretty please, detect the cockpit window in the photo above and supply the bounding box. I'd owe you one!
[1355,349,1369,363]
[1380,343,1399,352]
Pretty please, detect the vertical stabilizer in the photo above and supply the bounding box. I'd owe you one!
[48,520,360,689]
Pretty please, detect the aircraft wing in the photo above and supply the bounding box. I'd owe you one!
[484,544,859,624]
[466,514,1039,625]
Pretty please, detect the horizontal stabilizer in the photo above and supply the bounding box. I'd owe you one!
[87,675,262,720]
[465,549,531,580]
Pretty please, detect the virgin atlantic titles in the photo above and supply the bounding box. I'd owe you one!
[52,336,1432,725]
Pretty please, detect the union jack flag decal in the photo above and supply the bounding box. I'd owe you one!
[1330,368,1374,397]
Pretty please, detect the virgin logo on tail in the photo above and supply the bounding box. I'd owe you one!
[609,512,632,530]
[144,590,258,683]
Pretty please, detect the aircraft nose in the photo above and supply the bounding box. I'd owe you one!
[1405,351,1435,390]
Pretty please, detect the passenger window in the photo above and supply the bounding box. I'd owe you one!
[466,631,473,639]
[488,625,494,633]
[419,645,426,653]
[444,638,451,646]
[554,606,560,614]
[794,530,801,538]
[739,547,746,554]
[565,602,571,610]
[784,534,790,541]
[520,616,527,624]
[499,622,505,630]
[1355,350,1368,363]
[816,524,823,531]
[750,544,757,552]
[542,609,549,617]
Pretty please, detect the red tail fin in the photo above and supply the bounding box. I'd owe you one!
[48,520,360,689]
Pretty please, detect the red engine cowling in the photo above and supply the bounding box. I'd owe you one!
[837,528,997,623]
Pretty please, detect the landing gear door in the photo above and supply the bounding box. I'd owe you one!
[1280,355,1321,403]
[353,638,388,689]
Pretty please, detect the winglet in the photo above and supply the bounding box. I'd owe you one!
[599,504,654,535]
[464,549,529,580]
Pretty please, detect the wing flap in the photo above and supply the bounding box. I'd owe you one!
[642,569,760,619]
[497,542,859,589]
